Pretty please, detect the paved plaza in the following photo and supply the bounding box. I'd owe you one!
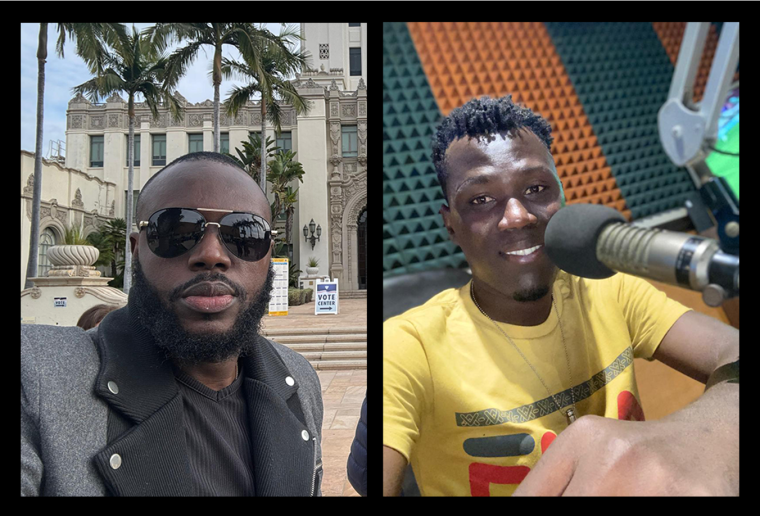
[261,298,367,496]
[261,297,367,331]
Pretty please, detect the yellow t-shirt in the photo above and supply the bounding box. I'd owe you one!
[383,271,691,496]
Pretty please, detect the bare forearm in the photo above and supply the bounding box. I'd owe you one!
[658,379,739,493]
[383,446,407,496]
[662,346,739,430]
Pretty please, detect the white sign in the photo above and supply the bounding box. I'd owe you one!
[315,279,339,315]
[269,258,289,316]
[54,297,67,308]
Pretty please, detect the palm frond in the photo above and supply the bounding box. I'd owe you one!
[217,24,312,139]
[275,79,311,114]
[141,23,177,58]
[219,57,254,83]
[71,77,104,103]
[162,40,205,90]
[223,83,260,117]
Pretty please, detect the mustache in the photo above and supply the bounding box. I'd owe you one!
[167,272,247,303]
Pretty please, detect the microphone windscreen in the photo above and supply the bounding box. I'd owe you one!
[544,204,626,279]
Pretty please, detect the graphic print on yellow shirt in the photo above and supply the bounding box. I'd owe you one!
[383,271,691,496]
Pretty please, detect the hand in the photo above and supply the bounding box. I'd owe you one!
[511,415,737,496]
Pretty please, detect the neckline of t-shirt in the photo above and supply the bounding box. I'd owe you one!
[460,275,568,340]
[173,361,245,402]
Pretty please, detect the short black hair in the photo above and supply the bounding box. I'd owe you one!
[431,95,554,203]
[136,151,259,220]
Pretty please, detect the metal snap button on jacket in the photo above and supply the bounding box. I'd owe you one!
[286,376,295,386]
[110,453,122,469]
[107,381,119,394]
[301,430,309,441]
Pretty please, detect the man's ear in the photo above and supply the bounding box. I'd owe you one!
[439,204,459,246]
[129,232,140,257]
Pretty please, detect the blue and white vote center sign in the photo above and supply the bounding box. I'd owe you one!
[315,279,339,315]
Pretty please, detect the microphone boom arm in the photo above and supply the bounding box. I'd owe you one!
[657,22,739,257]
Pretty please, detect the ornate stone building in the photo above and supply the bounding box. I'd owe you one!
[22,23,367,295]
[20,151,118,290]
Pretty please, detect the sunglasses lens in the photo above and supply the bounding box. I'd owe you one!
[219,213,271,262]
[145,208,205,258]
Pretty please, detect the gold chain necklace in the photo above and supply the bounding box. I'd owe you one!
[470,280,578,425]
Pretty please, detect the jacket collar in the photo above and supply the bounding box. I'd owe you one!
[92,296,315,496]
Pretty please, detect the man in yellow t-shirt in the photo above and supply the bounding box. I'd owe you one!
[382,96,739,496]
[384,271,690,496]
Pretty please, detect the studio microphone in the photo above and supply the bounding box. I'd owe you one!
[544,204,739,307]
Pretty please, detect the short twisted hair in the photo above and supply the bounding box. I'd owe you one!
[431,95,555,203]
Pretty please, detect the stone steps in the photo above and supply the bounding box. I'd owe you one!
[341,290,367,299]
[263,326,366,336]
[262,327,367,370]
[273,334,367,344]
[308,359,367,371]
[280,342,366,352]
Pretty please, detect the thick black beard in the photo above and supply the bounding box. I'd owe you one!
[131,258,275,366]
[513,285,551,303]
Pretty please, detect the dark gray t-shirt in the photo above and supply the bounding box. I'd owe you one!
[173,362,255,496]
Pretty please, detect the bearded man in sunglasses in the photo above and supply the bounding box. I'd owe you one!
[21,152,323,497]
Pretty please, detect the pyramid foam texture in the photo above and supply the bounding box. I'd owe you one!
[544,22,698,220]
[383,22,467,277]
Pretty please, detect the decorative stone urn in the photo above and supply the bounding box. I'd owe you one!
[21,242,128,327]
[46,245,102,277]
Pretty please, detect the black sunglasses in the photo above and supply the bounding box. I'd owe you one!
[139,207,276,262]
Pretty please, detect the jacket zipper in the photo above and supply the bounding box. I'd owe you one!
[310,436,322,497]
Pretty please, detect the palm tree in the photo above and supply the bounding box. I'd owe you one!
[268,150,305,263]
[24,23,125,290]
[281,186,299,258]
[72,25,184,294]
[220,23,311,196]
[87,218,127,288]
[88,218,126,282]
[144,23,290,155]
[224,132,280,185]
[86,229,115,271]
[268,149,305,220]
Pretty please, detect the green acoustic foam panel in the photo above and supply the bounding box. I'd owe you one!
[545,22,698,220]
[383,22,468,278]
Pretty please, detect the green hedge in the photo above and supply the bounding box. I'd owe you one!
[288,288,313,306]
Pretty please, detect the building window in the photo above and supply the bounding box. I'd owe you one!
[125,134,140,166]
[188,133,203,153]
[319,43,329,60]
[342,125,357,157]
[221,133,229,155]
[38,228,55,278]
[348,23,361,27]
[152,134,166,166]
[125,190,139,222]
[349,48,362,76]
[276,132,292,153]
[90,135,104,167]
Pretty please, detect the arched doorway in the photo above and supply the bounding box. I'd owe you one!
[357,209,367,290]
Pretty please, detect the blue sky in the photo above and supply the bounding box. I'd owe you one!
[20,23,298,157]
